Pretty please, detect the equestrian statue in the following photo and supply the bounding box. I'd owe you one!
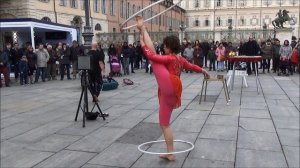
[272,9,295,29]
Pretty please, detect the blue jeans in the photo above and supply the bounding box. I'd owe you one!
[217,61,224,71]
[35,67,47,82]
[20,71,28,85]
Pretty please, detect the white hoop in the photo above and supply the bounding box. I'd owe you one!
[138,140,194,155]
[120,0,183,30]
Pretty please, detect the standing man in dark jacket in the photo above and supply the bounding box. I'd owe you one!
[129,44,135,73]
[47,44,58,80]
[122,42,130,75]
[0,43,12,87]
[244,36,261,75]
[261,39,273,73]
[11,42,23,82]
[273,39,281,73]
[201,40,210,68]
[70,40,83,79]
[88,41,107,102]
[97,42,106,62]
[238,40,246,55]
[135,41,143,69]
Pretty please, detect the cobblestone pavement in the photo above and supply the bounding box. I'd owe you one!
[1,69,299,168]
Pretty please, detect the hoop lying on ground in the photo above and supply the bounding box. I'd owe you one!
[138,140,194,155]
[120,0,183,30]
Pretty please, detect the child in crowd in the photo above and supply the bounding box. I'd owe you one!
[208,46,216,71]
[19,55,28,85]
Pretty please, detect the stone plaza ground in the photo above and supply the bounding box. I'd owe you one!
[0,69,299,168]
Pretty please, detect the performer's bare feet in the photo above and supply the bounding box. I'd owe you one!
[159,154,175,161]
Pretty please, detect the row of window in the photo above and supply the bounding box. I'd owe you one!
[38,0,181,28]
[190,15,297,27]
[41,16,103,31]
[192,0,298,8]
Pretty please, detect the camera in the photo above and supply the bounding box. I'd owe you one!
[78,55,92,70]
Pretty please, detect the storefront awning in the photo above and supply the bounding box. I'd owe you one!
[0,18,77,49]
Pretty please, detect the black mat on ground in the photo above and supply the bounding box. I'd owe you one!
[116,122,162,145]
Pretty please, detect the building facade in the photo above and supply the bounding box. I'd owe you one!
[0,0,185,46]
[106,0,185,33]
[174,0,300,42]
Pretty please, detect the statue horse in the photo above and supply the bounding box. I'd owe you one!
[272,10,295,28]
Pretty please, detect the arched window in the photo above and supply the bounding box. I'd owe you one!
[72,16,83,26]
[95,23,102,31]
[41,17,51,22]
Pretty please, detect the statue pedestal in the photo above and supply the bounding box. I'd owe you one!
[275,28,294,44]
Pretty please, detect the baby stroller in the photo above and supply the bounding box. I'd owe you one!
[278,56,292,76]
[109,55,122,77]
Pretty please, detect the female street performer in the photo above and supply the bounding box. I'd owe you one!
[136,16,210,161]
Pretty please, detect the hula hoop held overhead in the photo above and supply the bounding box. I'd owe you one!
[120,0,183,30]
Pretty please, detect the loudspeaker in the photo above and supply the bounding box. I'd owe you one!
[78,55,91,70]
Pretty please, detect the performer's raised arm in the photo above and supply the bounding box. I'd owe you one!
[136,16,156,53]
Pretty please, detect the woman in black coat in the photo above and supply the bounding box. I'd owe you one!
[60,43,71,80]
[25,46,37,84]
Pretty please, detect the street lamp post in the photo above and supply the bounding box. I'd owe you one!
[82,0,94,53]
[262,23,267,39]
[169,26,173,35]
[179,24,186,43]
[133,29,136,43]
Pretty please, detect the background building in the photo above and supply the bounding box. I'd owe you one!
[0,0,185,48]
[174,0,300,42]
[97,0,185,46]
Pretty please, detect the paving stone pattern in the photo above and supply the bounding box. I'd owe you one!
[1,69,299,168]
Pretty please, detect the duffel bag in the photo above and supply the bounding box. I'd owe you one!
[102,78,119,91]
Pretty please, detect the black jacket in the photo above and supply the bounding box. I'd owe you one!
[201,42,210,56]
[70,46,83,62]
[108,47,117,56]
[122,47,131,58]
[25,51,37,68]
[97,48,105,61]
[60,47,71,64]
[0,48,11,66]
[244,41,260,56]
[11,48,23,64]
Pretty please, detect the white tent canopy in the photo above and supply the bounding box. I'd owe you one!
[0,18,77,49]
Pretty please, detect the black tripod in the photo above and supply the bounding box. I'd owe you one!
[75,70,106,127]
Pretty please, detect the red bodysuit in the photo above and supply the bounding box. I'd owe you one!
[142,46,203,126]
